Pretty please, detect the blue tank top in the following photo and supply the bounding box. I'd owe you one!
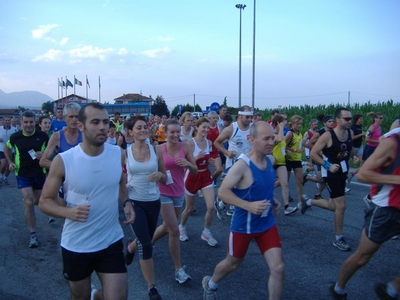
[59,130,83,153]
[230,154,276,234]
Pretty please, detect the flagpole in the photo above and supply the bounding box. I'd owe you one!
[61,77,64,99]
[57,78,60,100]
[86,75,88,102]
[99,75,101,103]
[66,76,68,98]
[74,75,76,95]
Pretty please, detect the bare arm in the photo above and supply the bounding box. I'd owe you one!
[4,142,15,171]
[302,131,309,146]
[181,142,198,175]
[390,120,400,131]
[118,149,135,225]
[274,123,285,143]
[39,155,90,221]
[310,132,329,165]
[358,137,399,185]
[365,125,379,143]
[39,131,60,169]
[147,146,167,183]
[214,124,234,157]
[306,132,320,149]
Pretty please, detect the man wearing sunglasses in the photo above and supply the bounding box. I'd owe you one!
[302,108,357,251]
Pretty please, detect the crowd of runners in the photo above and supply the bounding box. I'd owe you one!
[0,103,399,300]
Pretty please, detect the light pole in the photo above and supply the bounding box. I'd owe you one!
[251,0,256,110]
[236,4,246,108]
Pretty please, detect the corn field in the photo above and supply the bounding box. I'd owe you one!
[259,99,399,134]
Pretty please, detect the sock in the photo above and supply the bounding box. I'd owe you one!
[208,278,219,290]
[336,235,343,241]
[203,228,211,234]
[284,204,289,209]
[148,285,156,292]
[334,282,346,295]
[387,282,399,298]
[179,224,185,230]
[306,199,312,206]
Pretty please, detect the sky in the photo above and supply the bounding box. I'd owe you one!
[1,0,400,111]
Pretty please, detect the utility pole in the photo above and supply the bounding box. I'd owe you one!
[236,4,246,108]
[193,94,196,112]
[251,0,256,110]
[348,91,350,106]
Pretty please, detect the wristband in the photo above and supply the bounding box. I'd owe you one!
[123,199,133,208]
[323,161,332,170]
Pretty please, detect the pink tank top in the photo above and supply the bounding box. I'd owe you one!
[158,143,186,197]
[366,124,381,147]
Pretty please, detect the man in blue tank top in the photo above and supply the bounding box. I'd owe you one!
[202,121,283,300]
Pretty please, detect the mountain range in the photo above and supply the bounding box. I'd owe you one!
[0,89,54,109]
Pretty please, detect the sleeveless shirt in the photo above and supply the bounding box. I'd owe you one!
[226,122,252,169]
[59,130,82,153]
[192,138,211,171]
[286,129,303,161]
[60,143,123,252]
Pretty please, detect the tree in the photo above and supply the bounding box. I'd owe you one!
[171,103,203,116]
[42,101,53,114]
[17,106,27,112]
[151,95,170,117]
[223,97,227,107]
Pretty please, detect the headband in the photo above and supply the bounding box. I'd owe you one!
[238,111,254,116]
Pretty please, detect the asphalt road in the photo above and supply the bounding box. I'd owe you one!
[0,171,398,300]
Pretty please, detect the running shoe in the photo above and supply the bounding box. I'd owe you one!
[374,282,397,300]
[148,286,162,300]
[29,234,39,248]
[175,266,192,284]
[301,195,311,214]
[347,172,355,184]
[198,190,203,198]
[363,195,372,209]
[201,231,218,247]
[48,216,55,224]
[202,276,217,300]
[125,241,136,265]
[333,237,351,251]
[329,284,348,300]
[214,198,225,221]
[297,202,302,210]
[302,168,309,186]
[226,205,234,216]
[284,206,298,215]
[179,226,189,242]
[345,187,351,193]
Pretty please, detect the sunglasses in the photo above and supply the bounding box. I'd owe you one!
[378,117,383,120]
[342,117,352,121]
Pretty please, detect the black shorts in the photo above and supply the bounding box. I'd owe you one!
[0,151,5,160]
[62,239,126,281]
[362,144,377,161]
[285,160,302,172]
[323,175,346,198]
[364,204,400,244]
[219,151,226,165]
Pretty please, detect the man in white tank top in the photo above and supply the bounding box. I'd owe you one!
[214,105,253,216]
[39,103,135,300]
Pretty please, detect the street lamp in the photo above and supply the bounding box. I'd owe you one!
[236,4,246,108]
[251,0,256,111]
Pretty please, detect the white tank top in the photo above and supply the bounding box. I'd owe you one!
[60,143,124,252]
[180,126,193,143]
[226,122,252,169]
[126,140,160,201]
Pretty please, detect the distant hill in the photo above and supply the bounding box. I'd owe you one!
[0,89,53,109]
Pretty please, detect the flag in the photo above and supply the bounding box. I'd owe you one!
[87,78,90,88]
[62,80,66,87]
[74,78,82,86]
[58,80,62,87]
[66,79,73,88]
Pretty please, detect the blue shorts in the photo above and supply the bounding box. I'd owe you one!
[160,195,184,208]
[16,174,46,190]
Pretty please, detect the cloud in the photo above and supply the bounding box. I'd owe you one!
[0,53,18,63]
[118,48,128,55]
[60,37,69,45]
[32,49,63,62]
[32,24,59,40]
[141,47,171,58]
[157,36,175,42]
[68,45,114,62]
